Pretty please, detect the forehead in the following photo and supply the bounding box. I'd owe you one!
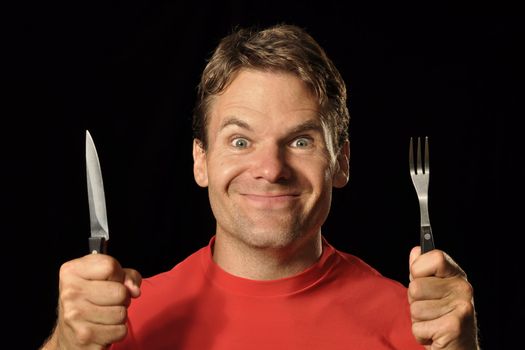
[208,69,320,127]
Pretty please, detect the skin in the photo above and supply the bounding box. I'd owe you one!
[41,69,478,350]
[41,254,142,350]
[192,69,349,280]
[409,247,479,349]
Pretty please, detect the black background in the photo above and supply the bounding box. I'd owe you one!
[3,1,523,348]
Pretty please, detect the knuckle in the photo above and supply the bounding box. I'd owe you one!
[115,306,128,323]
[411,322,430,344]
[63,306,83,323]
[60,285,81,302]
[411,321,420,336]
[432,250,447,267]
[111,283,129,302]
[409,300,415,312]
[456,299,475,318]
[456,279,474,297]
[408,280,422,299]
[59,260,77,280]
[113,324,129,342]
[98,255,121,274]
[126,268,143,286]
[409,302,421,318]
[444,316,462,342]
[74,324,95,345]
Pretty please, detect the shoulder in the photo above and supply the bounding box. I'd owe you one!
[329,246,408,300]
[123,245,211,333]
[329,246,415,338]
[129,245,208,312]
[142,246,206,291]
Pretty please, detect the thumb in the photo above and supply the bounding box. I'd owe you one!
[408,246,421,281]
[123,268,142,298]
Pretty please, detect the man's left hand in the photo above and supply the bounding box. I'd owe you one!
[408,247,479,350]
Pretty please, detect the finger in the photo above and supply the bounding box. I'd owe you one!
[410,249,465,279]
[61,254,126,283]
[409,246,421,266]
[85,280,132,306]
[411,311,468,349]
[408,246,421,281]
[409,298,454,322]
[123,268,142,298]
[85,304,128,326]
[411,316,441,346]
[408,277,455,301]
[83,269,141,303]
[63,296,128,325]
[90,323,128,347]
[64,320,128,347]
[60,300,129,347]
[409,274,474,302]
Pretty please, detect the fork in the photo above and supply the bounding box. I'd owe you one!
[409,136,435,253]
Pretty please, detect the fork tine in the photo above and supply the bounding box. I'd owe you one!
[409,135,435,253]
[424,136,429,174]
[416,137,423,175]
[409,137,415,174]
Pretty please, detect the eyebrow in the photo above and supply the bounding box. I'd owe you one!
[219,117,253,132]
[219,116,323,135]
[288,119,324,135]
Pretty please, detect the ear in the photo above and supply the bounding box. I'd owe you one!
[193,139,208,187]
[333,140,350,188]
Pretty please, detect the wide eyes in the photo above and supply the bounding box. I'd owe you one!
[231,137,250,149]
[290,137,311,148]
[231,137,312,149]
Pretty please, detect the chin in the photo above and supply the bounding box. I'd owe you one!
[221,211,313,250]
[239,228,304,250]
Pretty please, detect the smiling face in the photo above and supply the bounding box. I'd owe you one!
[193,69,349,252]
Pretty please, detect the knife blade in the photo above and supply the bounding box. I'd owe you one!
[85,130,109,254]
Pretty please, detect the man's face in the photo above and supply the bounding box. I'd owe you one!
[193,69,349,250]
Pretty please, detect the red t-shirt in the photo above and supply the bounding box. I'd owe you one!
[111,237,423,349]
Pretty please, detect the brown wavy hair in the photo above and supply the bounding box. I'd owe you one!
[193,24,349,152]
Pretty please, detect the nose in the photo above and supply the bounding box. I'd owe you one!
[249,143,291,183]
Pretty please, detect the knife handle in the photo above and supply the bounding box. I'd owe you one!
[89,237,107,254]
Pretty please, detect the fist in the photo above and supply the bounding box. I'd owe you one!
[408,247,479,350]
[55,254,142,349]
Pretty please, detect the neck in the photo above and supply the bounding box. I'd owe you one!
[212,232,323,280]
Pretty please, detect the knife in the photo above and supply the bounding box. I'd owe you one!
[85,130,109,254]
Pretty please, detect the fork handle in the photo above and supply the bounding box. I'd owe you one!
[420,226,435,253]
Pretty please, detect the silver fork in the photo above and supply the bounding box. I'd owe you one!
[409,136,435,253]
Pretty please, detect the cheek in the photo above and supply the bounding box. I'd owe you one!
[289,157,334,196]
[303,154,335,183]
[207,155,247,189]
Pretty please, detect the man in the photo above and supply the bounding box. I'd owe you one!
[42,24,479,349]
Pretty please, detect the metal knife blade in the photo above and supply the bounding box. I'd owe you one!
[85,130,109,254]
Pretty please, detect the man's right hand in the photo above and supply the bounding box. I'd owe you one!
[42,254,142,350]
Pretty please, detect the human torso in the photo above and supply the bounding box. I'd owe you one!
[111,237,423,350]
